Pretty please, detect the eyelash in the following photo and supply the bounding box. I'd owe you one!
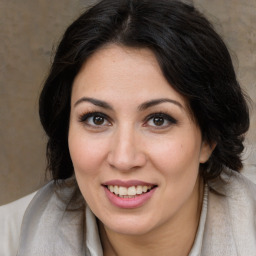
[78,111,111,127]
[78,111,177,129]
[143,112,177,128]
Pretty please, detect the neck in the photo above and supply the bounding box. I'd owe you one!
[99,178,204,256]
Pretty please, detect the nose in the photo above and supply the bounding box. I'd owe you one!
[107,127,147,172]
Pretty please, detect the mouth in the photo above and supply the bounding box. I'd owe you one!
[105,185,157,198]
[102,181,158,208]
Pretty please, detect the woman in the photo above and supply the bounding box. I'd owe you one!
[0,0,255,255]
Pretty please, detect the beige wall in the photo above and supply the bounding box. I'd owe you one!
[0,0,255,205]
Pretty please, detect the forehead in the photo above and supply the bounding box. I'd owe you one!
[71,44,190,111]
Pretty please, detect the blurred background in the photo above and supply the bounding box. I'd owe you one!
[0,0,255,205]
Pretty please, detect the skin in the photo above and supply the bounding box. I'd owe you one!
[68,44,214,256]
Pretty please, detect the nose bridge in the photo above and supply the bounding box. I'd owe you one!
[107,123,145,171]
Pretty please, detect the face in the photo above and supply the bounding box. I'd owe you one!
[68,44,212,236]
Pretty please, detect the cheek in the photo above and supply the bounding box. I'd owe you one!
[68,132,107,175]
[148,135,201,177]
[68,132,109,205]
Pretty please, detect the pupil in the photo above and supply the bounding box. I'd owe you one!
[153,117,164,126]
[93,116,104,125]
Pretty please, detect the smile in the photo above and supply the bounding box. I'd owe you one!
[103,181,157,208]
[106,185,154,198]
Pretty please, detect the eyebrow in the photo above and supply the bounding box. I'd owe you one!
[138,98,183,111]
[74,97,113,110]
[74,97,183,110]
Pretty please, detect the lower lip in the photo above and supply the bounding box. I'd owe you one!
[103,186,156,209]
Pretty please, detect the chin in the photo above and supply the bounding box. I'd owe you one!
[101,214,158,236]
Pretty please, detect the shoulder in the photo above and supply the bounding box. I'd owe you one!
[209,168,256,198]
[0,192,36,256]
[208,170,256,213]
[242,163,256,185]
[204,170,256,254]
[225,169,256,197]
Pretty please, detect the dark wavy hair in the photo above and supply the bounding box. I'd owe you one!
[39,0,250,183]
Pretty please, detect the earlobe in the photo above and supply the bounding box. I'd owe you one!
[199,141,217,163]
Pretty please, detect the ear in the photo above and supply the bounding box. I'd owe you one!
[199,140,216,163]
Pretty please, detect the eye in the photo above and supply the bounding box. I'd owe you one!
[91,115,105,125]
[151,116,165,126]
[145,113,177,128]
[79,112,111,127]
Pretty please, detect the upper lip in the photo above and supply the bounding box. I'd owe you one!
[102,179,157,187]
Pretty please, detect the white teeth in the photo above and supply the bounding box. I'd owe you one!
[136,186,143,194]
[127,186,136,196]
[142,186,148,193]
[114,185,119,194]
[119,186,128,196]
[107,185,153,196]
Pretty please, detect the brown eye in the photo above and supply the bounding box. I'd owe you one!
[145,113,177,128]
[153,117,164,126]
[93,116,105,125]
[79,112,111,127]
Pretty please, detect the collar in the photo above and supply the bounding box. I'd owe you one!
[86,206,103,256]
